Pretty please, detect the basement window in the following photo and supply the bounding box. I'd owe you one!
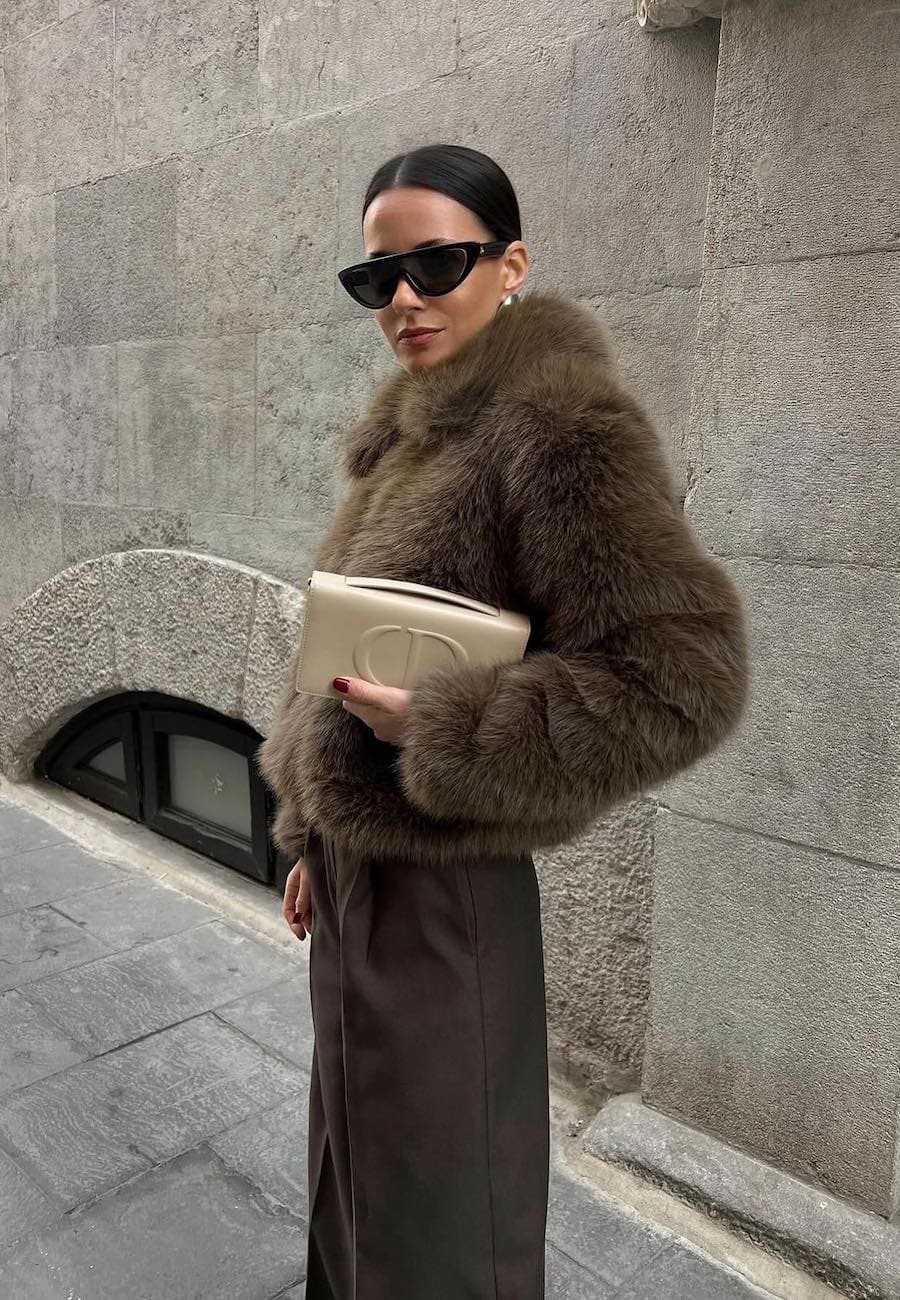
[34,692,291,891]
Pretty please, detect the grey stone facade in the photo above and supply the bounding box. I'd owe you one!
[1,0,898,1271]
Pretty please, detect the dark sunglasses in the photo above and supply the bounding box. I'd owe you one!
[338,240,511,309]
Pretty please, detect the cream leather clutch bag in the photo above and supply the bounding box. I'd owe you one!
[295,571,531,698]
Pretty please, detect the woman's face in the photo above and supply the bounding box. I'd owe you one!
[361,186,529,372]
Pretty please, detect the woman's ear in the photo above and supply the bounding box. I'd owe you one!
[502,241,530,297]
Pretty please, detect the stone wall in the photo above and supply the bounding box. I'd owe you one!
[0,1,722,1099]
[643,0,900,1217]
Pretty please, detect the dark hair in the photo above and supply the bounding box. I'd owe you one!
[362,144,522,243]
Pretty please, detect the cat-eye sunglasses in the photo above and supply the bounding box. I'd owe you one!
[338,240,511,309]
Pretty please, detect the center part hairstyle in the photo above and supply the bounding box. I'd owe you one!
[362,143,523,244]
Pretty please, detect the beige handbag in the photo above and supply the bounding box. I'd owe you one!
[295,571,531,698]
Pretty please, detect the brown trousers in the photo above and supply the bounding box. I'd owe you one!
[302,826,550,1300]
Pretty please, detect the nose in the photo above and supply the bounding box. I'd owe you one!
[390,271,425,312]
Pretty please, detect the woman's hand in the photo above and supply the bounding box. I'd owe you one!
[283,858,313,942]
[333,677,412,746]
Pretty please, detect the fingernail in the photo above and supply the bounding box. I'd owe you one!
[332,677,350,693]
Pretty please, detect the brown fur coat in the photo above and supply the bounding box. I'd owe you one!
[256,291,749,867]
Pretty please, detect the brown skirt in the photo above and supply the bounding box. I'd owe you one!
[302,825,550,1300]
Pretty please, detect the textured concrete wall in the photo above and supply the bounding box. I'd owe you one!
[646,0,900,1216]
[0,1,722,1094]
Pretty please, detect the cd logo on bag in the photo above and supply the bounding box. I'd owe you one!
[353,625,469,686]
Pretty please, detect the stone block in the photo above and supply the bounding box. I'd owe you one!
[56,165,177,346]
[115,0,260,167]
[0,799,64,858]
[0,903,111,993]
[0,1012,307,1207]
[536,799,653,1099]
[117,335,255,512]
[546,1163,666,1288]
[187,514,320,589]
[662,558,900,866]
[61,502,190,567]
[51,875,214,950]
[545,1243,609,1298]
[216,969,314,1074]
[0,193,56,356]
[0,1146,307,1297]
[0,0,56,49]
[176,117,338,334]
[0,496,62,620]
[336,43,575,319]
[614,1241,776,1300]
[100,548,255,716]
[0,559,115,741]
[7,345,118,502]
[584,1093,900,1300]
[256,318,394,519]
[22,918,293,1056]
[565,21,717,295]
[583,287,701,495]
[0,988,89,1095]
[0,838,126,918]
[0,62,6,210]
[4,5,116,199]
[457,0,631,68]
[260,0,456,124]
[241,573,305,736]
[208,1092,309,1219]
[687,254,900,565]
[706,0,900,268]
[643,812,900,1214]
[0,1146,59,1250]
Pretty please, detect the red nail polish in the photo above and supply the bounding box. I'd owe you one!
[332,677,350,693]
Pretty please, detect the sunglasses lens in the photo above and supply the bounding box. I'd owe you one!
[341,264,396,308]
[407,245,469,294]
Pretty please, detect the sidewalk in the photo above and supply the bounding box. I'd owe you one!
[0,785,833,1299]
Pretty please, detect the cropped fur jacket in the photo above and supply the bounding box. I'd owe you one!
[256,291,749,868]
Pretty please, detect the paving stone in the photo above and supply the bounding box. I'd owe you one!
[546,1240,613,1298]
[216,970,315,1074]
[0,801,66,859]
[0,1013,307,1208]
[546,1165,667,1288]
[21,920,298,1056]
[0,838,127,917]
[0,903,110,994]
[0,0,56,49]
[51,875,215,949]
[613,1240,776,1299]
[209,1091,309,1220]
[0,989,89,1095]
[0,1145,306,1299]
[0,1145,59,1251]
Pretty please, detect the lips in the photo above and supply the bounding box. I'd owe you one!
[398,328,441,341]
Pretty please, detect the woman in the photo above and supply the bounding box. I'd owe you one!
[257,144,749,1300]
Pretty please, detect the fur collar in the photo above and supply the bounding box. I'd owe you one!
[341,290,616,478]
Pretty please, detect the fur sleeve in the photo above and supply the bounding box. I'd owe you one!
[395,363,750,827]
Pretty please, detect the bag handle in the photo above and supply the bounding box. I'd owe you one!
[344,576,500,617]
